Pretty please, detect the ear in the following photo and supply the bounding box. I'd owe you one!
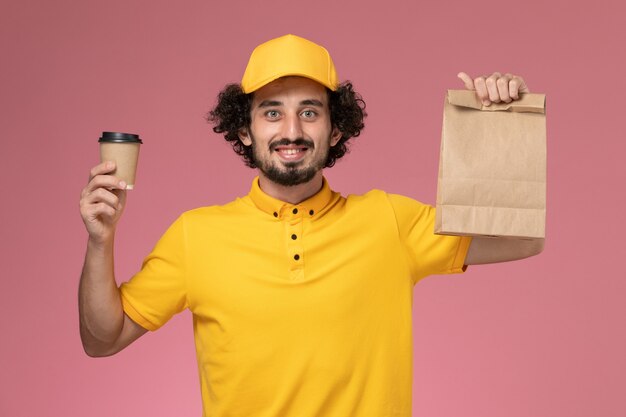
[238,128,252,146]
[330,126,342,147]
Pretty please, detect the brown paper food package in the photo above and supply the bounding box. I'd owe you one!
[435,89,547,239]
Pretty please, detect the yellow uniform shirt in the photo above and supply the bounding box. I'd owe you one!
[120,177,471,417]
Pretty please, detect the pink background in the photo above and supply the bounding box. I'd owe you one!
[2,0,624,416]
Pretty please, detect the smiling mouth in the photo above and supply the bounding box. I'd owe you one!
[270,139,313,161]
[274,146,308,161]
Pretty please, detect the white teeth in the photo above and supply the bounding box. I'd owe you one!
[282,149,301,155]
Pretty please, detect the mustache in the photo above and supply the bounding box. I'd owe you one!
[269,138,314,151]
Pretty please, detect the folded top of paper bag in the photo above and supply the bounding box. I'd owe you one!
[447,90,546,114]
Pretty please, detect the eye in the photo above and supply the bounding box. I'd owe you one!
[265,110,280,119]
[301,110,317,118]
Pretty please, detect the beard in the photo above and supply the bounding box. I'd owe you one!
[250,136,330,187]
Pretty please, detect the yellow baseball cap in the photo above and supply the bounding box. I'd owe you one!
[241,34,338,94]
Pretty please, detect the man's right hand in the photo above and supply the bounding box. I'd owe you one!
[79,161,128,244]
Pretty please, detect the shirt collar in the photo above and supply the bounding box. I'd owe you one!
[248,176,337,219]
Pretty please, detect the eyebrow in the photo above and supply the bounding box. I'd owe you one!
[257,100,282,108]
[256,99,325,108]
[300,99,324,107]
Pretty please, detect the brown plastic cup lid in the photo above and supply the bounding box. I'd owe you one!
[98,132,142,144]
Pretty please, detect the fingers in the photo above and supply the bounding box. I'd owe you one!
[83,187,122,210]
[485,72,503,103]
[89,161,116,181]
[83,161,126,196]
[80,162,129,242]
[509,75,530,99]
[497,73,513,103]
[83,174,126,196]
[457,72,475,90]
[80,184,124,217]
[473,76,490,106]
[80,161,126,220]
[464,72,529,106]
[86,201,117,222]
[80,188,128,241]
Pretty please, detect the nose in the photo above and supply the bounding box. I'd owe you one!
[281,112,304,140]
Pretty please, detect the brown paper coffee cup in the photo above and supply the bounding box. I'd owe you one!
[99,132,142,189]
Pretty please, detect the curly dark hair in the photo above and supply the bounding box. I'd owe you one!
[207,81,366,168]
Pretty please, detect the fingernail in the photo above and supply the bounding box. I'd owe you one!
[119,181,127,189]
[482,100,491,106]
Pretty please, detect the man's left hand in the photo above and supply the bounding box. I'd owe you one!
[458,72,529,106]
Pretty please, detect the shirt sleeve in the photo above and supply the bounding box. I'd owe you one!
[119,215,189,331]
[386,193,472,285]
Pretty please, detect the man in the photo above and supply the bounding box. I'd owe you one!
[79,34,544,416]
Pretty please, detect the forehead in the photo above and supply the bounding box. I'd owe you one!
[251,76,328,107]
